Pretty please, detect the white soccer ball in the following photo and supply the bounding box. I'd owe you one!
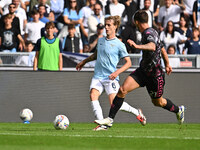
[19,108,33,122]
[53,115,70,130]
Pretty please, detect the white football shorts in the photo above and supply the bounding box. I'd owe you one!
[89,78,120,95]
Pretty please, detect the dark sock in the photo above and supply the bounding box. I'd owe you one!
[108,96,124,119]
[163,99,179,113]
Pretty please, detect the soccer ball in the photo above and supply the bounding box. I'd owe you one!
[19,108,33,123]
[53,115,69,130]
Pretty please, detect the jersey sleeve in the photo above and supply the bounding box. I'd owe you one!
[145,31,156,44]
[119,42,129,59]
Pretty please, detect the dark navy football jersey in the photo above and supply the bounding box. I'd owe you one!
[140,27,162,74]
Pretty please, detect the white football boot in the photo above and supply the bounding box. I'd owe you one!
[136,109,147,126]
[94,117,113,127]
[176,105,185,124]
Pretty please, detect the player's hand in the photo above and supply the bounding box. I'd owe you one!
[109,72,118,80]
[76,61,85,71]
[127,39,137,48]
[165,65,172,75]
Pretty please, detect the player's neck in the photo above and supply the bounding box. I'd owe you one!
[106,34,116,40]
[139,23,149,33]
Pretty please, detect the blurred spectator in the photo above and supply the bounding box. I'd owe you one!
[62,24,83,53]
[29,0,50,13]
[58,0,83,40]
[160,20,187,53]
[15,41,36,66]
[167,44,180,68]
[12,0,27,36]
[33,22,63,71]
[176,14,192,53]
[99,0,108,13]
[0,3,21,34]
[138,0,152,11]
[183,0,195,25]
[20,0,30,12]
[0,14,25,52]
[120,0,138,25]
[64,0,85,10]
[88,2,104,39]
[0,0,12,15]
[50,0,64,20]
[183,27,200,54]
[33,0,55,22]
[105,0,125,17]
[142,0,157,28]
[88,23,105,52]
[38,4,50,23]
[192,0,200,30]
[24,10,45,44]
[120,23,141,53]
[80,0,97,46]
[33,0,51,16]
[158,0,185,31]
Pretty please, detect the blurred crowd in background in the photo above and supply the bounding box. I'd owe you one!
[0,0,200,63]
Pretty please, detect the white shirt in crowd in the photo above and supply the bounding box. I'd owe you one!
[109,2,125,17]
[158,4,182,28]
[25,21,45,44]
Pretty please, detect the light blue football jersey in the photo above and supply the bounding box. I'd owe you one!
[93,37,129,80]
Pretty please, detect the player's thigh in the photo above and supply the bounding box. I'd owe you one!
[89,78,104,100]
[121,76,140,93]
[104,79,120,95]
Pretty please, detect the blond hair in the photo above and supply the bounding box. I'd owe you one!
[105,15,121,32]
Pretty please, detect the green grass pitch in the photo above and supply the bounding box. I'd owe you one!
[0,123,199,150]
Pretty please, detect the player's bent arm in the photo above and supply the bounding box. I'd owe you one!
[136,42,156,51]
[127,39,156,51]
[33,51,39,71]
[59,53,63,71]
[109,56,131,80]
[76,50,97,71]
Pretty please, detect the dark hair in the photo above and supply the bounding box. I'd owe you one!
[25,40,33,46]
[68,0,80,14]
[165,21,175,38]
[167,44,176,54]
[9,3,16,7]
[68,24,75,29]
[179,14,189,28]
[31,9,39,15]
[95,1,103,9]
[192,27,199,32]
[133,10,148,23]
[38,4,46,10]
[4,14,12,19]
[45,22,55,29]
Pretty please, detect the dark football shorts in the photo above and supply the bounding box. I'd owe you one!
[129,67,165,99]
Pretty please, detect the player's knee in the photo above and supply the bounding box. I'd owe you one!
[117,87,128,97]
[152,98,165,107]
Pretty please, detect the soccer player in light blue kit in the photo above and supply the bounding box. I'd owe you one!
[76,15,146,131]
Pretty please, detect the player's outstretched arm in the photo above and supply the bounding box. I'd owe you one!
[161,47,172,75]
[127,39,156,51]
[109,56,131,80]
[76,50,97,71]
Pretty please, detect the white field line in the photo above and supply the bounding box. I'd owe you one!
[0,132,199,140]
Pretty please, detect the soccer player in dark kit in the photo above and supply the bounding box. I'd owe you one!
[94,10,185,127]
